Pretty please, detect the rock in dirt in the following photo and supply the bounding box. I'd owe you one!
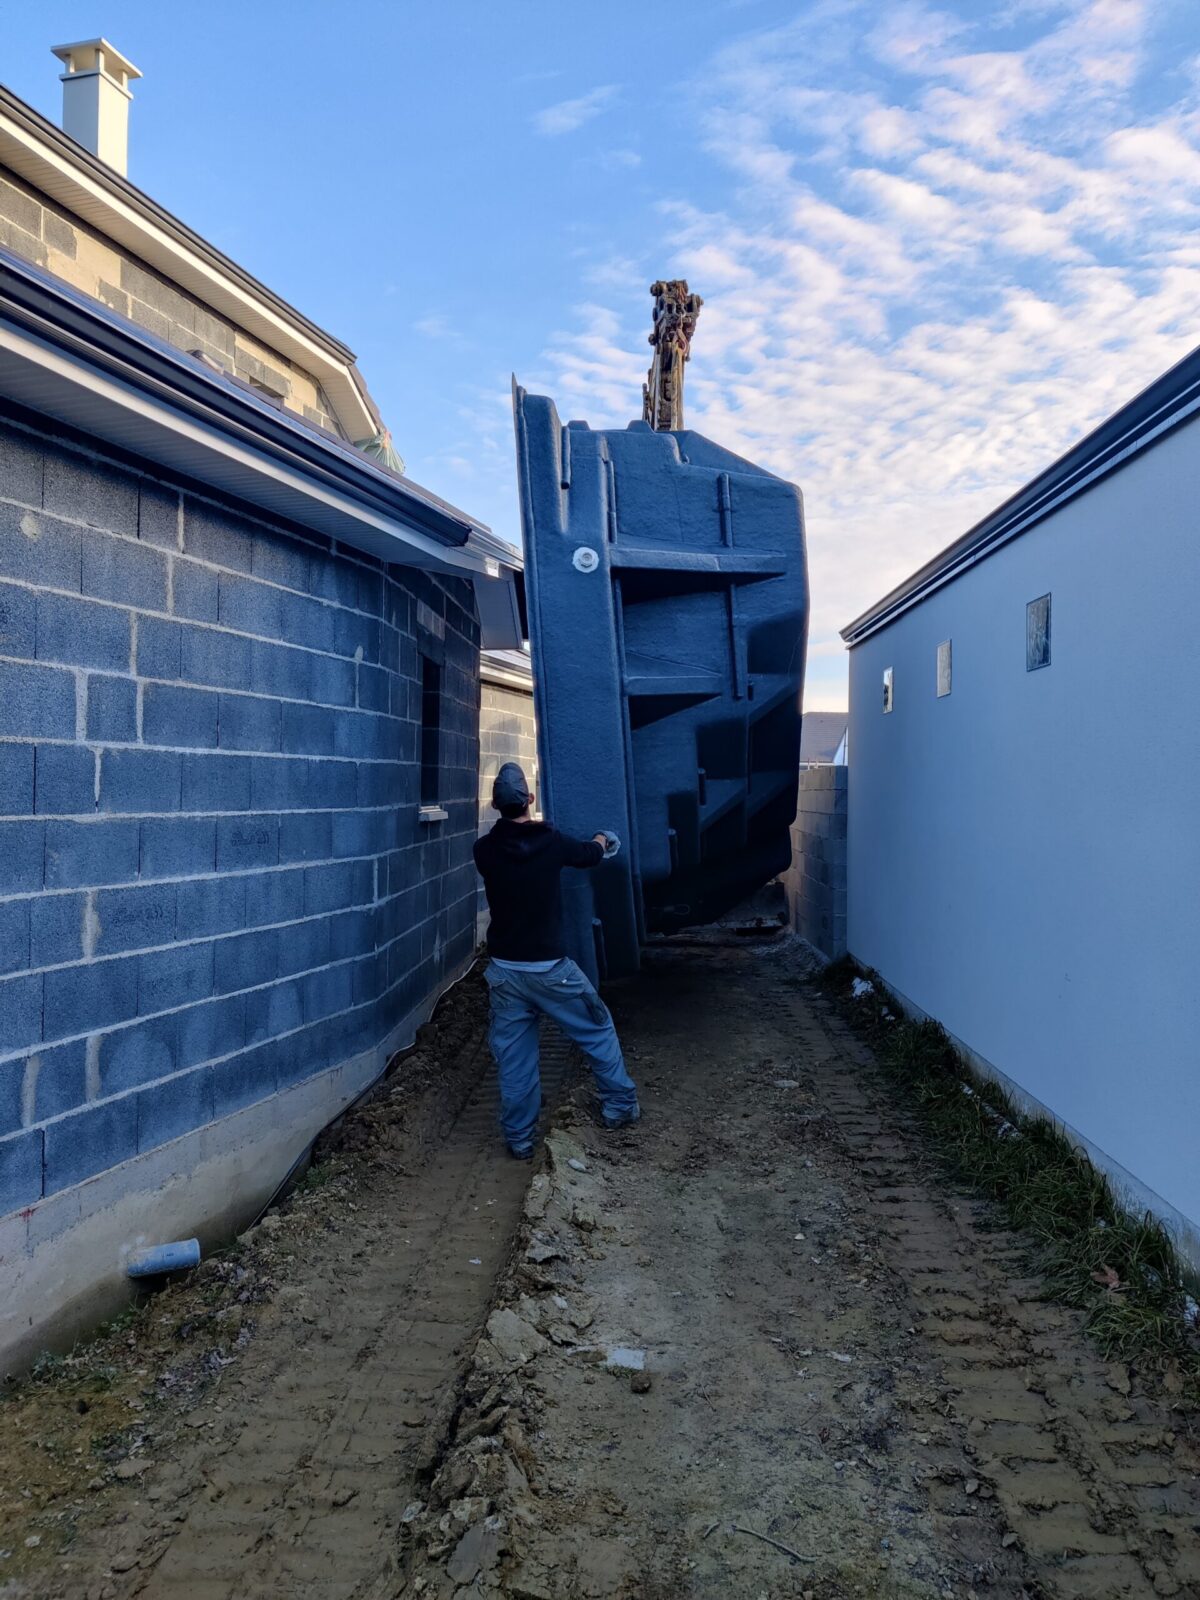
[525,1238,562,1265]
[546,1130,588,1169]
[604,1346,646,1372]
[485,1309,548,1366]
[446,1517,504,1584]
[630,1371,652,1394]
[524,1174,551,1220]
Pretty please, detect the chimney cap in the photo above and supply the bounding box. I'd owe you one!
[51,38,142,92]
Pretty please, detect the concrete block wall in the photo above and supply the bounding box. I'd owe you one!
[0,408,480,1222]
[0,171,341,434]
[476,675,538,935]
[784,765,848,960]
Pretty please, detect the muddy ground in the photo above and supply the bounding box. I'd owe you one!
[2,943,1198,1599]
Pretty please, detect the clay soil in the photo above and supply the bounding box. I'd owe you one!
[3,945,1199,1600]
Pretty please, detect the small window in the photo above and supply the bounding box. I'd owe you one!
[882,666,894,713]
[937,639,952,697]
[420,655,441,804]
[1026,594,1051,671]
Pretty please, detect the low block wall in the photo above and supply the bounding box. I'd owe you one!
[0,409,480,1368]
[785,765,847,960]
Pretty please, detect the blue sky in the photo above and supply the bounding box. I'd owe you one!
[3,0,1200,708]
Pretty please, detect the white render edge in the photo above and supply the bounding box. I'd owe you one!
[856,960,1200,1283]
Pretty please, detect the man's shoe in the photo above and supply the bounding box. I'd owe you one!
[602,1109,641,1131]
[507,1143,535,1161]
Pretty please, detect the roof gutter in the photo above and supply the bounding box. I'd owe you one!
[481,649,533,692]
[0,82,377,439]
[0,246,525,647]
[842,338,1200,646]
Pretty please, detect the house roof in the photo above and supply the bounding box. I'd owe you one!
[0,79,380,441]
[801,711,847,764]
[842,336,1200,646]
[0,241,523,648]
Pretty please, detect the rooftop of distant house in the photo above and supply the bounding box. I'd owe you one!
[801,711,848,765]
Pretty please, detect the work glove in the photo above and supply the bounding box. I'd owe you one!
[600,831,621,859]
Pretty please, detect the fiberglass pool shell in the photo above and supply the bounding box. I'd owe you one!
[514,384,808,982]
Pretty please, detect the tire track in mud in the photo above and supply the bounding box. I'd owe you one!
[37,999,576,1600]
[39,948,1199,1600]
[403,944,1041,1598]
[763,960,1200,1600]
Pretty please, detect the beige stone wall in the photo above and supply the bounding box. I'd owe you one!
[476,678,539,935]
[0,168,343,435]
[478,681,538,828]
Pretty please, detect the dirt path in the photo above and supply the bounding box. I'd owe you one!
[6,945,1200,1599]
[4,970,549,1600]
[405,942,1200,1599]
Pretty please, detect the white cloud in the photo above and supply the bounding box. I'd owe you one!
[533,85,617,136]
[414,314,462,341]
[867,2,965,72]
[531,0,1200,708]
[598,148,642,170]
[582,252,645,290]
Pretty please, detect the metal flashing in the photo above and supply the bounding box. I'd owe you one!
[0,244,523,645]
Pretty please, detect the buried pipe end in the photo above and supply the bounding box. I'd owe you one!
[126,1238,201,1278]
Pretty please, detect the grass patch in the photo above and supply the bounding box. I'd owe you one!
[819,957,1200,1402]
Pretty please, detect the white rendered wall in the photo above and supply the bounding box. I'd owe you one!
[847,414,1200,1249]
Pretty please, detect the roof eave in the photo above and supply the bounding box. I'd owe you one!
[0,244,524,647]
[0,81,379,441]
[842,337,1200,646]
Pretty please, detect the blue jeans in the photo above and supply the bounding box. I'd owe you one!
[485,958,640,1150]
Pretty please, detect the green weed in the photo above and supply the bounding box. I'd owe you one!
[819,958,1199,1400]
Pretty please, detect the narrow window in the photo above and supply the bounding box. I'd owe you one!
[420,655,442,804]
[882,666,894,713]
[937,639,952,697]
[1026,594,1051,671]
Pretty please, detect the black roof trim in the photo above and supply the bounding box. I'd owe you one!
[0,244,480,548]
[842,339,1200,644]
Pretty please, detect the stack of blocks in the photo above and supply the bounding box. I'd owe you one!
[0,412,481,1216]
[785,764,848,960]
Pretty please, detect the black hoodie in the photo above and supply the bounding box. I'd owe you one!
[473,819,604,962]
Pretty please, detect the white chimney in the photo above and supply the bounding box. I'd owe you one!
[51,38,142,176]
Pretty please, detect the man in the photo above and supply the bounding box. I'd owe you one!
[473,762,640,1159]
